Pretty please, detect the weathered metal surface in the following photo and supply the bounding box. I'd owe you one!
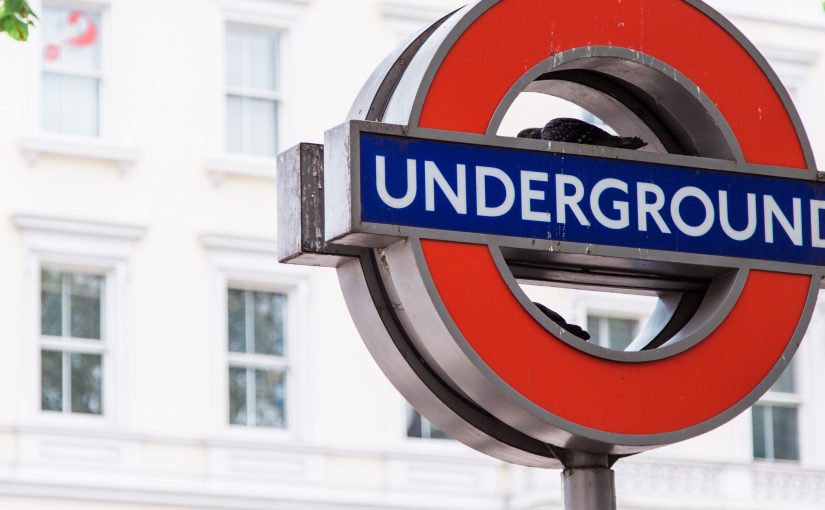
[277,142,360,267]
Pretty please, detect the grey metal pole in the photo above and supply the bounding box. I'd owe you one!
[560,452,617,510]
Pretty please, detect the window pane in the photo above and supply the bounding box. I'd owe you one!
[606,318,637,350]
[406,408,450,439]
[246,98,277,156]
[70,353,102,414]
[772,406,799,461]
[586,315,638,350]
[42,6,101,71]
[226,27,278,90]
[225,28,244,87]
[406,407,423,438]
[42,73,100,136]
[227,289,246,352]
[255,369,286,428]
[69,273,104,340]
[244,30,279,91]
[254,291,286,356]
[226,96,278,156]
[41,350,63,411]
[586,316,600,345]
[752,405,767,459]
[226,95,245,154]
[228,367,248,425]
[226,96,277,156]
[772,363,795,393]
[41,270,63,336]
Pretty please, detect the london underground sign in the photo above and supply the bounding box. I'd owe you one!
[354,125,825,266]
[278,0,821,476]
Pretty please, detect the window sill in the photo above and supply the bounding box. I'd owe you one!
[206,154,278,183]
[397,435,489,461]
[23,410,113,432]
[757,391,802,405]
[751,457,801,465]
[20,133,139,174]
[211,424,297,446]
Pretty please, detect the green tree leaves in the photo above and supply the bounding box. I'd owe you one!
[0,0,37,41]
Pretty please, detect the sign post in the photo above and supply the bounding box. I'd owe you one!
[277,1,821,507]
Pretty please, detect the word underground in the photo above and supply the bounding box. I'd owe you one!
[358,133,825,266]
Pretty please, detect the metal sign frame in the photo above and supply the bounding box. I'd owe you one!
[277,0,821,479]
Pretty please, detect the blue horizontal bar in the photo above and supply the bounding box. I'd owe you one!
[359,132,825,267]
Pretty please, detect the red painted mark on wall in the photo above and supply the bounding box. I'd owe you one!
[43,10,98,62]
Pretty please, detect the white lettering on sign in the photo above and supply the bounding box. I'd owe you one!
[764,196,802,246]
[425,160,467,214]
[637,183,671,234]
[520,171,551,222]
[477,166,515,217]
[376,156,417,209]
[811,200,825,248]
[556,174,590,226]
[591,178,629,230]
[371,155,825,252]
[671,187,715,237]
[719,191,757,241]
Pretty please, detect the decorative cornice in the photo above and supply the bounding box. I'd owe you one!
[20,134,139,176]
[379,2,452,23]
[200,234,278,254]
[219,0,311,21]
[13,214,147,241]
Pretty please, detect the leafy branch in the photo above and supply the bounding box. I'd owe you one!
[0,0,37,41]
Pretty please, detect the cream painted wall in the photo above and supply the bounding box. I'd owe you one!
[0,1,822,509]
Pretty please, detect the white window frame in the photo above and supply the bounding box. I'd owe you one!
[39,267,109,416]
[207,0,308,182]
[584,314,641,350]
[805,291,825,465]
[40,5,105,137]
[762,47,819,157]
[572,291,655,347]
[387,390,473,457]
[202,234,313,442]
[751,363,803,463]
[21,0,137,172]
[15,214,145,429]
[742,42,818,465]
[390,399,471,458]
[224,25,282,155]
[386,395,500,499]
[404,404,452,441]
[225,285,292,430]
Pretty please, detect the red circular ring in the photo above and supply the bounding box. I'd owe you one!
[415,0,812,435]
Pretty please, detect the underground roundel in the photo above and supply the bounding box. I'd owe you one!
[277,0,823,466]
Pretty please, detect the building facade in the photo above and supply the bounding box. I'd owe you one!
[0,0,823,509]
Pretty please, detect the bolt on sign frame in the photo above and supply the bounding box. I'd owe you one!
[276,0,821,499]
